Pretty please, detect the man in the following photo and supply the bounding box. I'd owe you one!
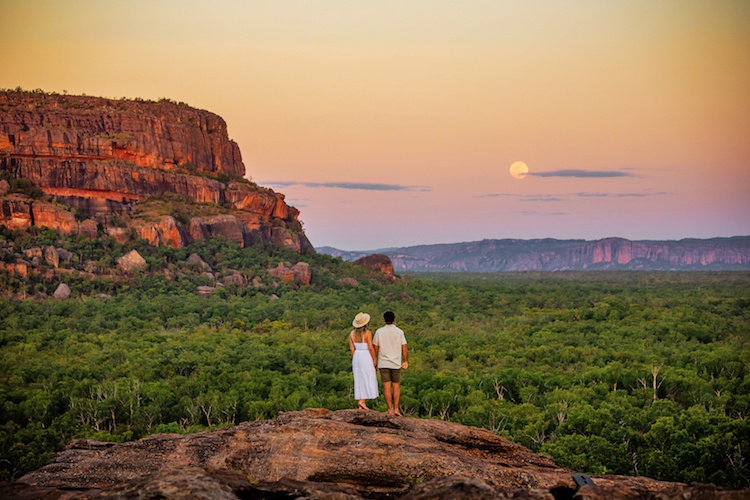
[373,311,408,416]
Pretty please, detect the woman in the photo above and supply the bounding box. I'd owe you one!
[349,312,379,410]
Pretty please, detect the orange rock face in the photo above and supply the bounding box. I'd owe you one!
[267,262,312,285]
[1,92,243,177]
[0,90,314,254]
[353,253,396,281]
[0,194,78,234]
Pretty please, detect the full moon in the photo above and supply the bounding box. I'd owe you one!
[509,161,529,180]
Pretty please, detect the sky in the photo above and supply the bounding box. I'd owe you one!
[1,1,749,250]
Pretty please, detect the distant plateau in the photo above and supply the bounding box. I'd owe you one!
[319,236,750,272]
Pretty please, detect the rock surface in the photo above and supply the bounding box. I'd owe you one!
[52,283,70,300]
[267,261,312,285]
[353,253,396,281]
[116,249,147,272]
[0,90,313,254]
[9,409,745,499]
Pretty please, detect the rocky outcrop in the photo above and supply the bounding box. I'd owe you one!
[267,261,312,285]
[353,253,396,281]
[8,409,744,499]
[0,90,313,254]
[0,91,243,176]
[323,237,750,272]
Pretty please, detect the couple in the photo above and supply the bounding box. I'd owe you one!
[349,310,408,415]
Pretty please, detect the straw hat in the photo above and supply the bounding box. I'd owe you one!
[352,312,371,328]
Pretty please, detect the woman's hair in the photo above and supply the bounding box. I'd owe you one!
[353,325,367,342]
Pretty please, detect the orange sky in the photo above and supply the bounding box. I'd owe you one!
[1,1,749,249]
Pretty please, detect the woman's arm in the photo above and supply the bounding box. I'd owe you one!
[365,331,377,368]
[348,333,355,356]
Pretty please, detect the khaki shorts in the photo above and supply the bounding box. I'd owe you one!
[379,368,402,384]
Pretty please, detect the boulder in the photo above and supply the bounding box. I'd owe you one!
[117,250,147,272]
[78,219,99,238]
[56,248,73,262]
[5,261,28,278]
[338,277,359,287]
[196,286,215,297]
[105,226,129,244]
[24,247,42,259]
[186,253,211,271]
[0,179,9,195]
[44,246,59,268]
[223,272,244,286]
[291,262,312,285]
[52,283,71,300]
[267,261,311,286]
[352,253,395,281]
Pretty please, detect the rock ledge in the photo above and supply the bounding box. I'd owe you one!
[5,409,745,499]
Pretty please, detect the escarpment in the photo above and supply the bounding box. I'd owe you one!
[0,90,313,253]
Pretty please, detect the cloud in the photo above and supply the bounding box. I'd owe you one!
[521,195,562,202]
[575,191,669,198]
[521,211,566,216]
[479,192,562,201]
[284,198,309,207]
[531,169,636,178]
[262,181,431,192]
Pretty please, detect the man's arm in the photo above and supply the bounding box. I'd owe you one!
[401,344,408,369]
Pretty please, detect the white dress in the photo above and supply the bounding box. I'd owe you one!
[351,335,379,400]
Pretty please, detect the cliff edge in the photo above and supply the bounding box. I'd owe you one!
[4,409,743,499]
[0,90,313,253]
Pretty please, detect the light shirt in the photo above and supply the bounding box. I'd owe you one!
[373,324,407,369]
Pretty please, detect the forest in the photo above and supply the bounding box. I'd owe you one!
[0,227,749,488]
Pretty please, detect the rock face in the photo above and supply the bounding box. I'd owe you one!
[322,236,750,271]
[353,253,396,280]
[8,409,743,499]
[0,90,313,254]
[267,261,312,285]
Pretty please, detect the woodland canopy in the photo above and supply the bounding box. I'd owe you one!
[0,228,748,487]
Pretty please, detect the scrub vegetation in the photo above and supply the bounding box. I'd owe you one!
[0,228,748,487]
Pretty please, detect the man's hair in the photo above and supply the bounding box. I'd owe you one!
[384,311,395,324]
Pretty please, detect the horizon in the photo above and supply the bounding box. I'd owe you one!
[318,234,750,253]
[2,1,748,249]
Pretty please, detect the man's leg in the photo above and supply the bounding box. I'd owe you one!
[383,381,393,413]
[393,382,401,416]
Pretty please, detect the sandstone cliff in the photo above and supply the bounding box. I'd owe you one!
[321,236,750,272]
[5,409,743,499]
[0,90,313,253]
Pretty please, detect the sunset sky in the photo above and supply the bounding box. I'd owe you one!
[2,1,749,250]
